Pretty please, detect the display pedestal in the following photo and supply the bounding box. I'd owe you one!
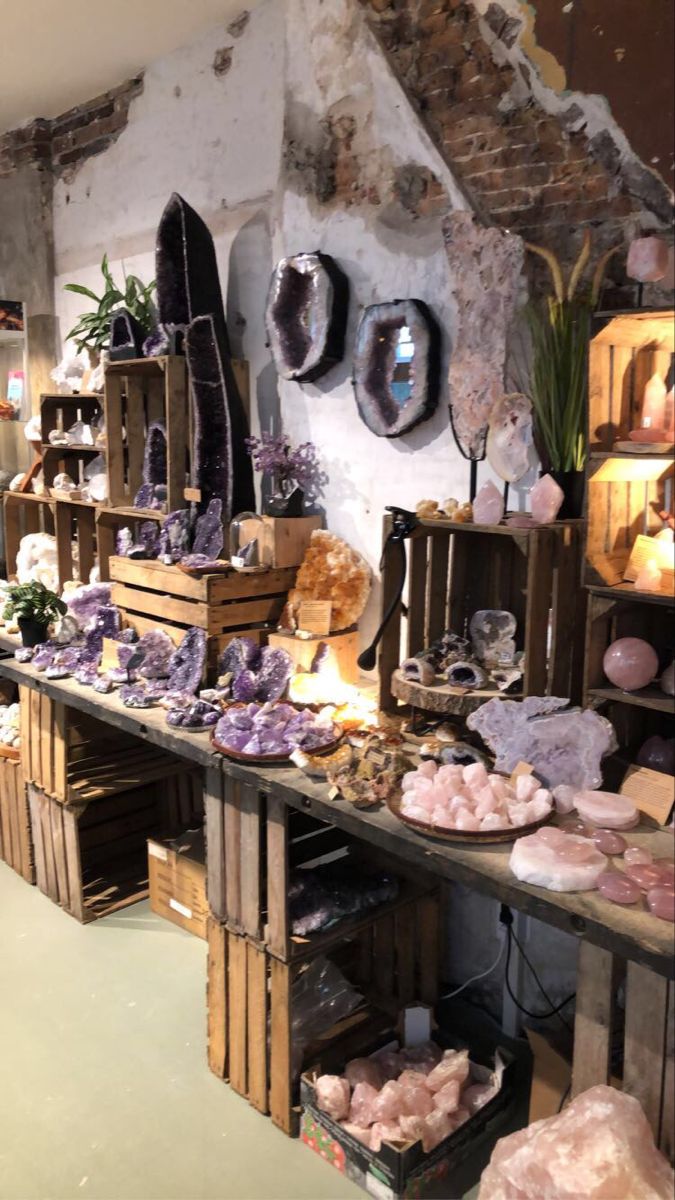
[267,627,359,683]
[261,515,321,568]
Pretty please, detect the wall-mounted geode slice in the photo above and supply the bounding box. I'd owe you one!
[353,299,441,438]
[265,252,349,383]
[109,308,146,362]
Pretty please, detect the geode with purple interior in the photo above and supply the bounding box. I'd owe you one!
[133,422,167,510]
[134,483,167,512]
[219,636,261,678]
[353,299,441,438]
[66,583,113,630]
[137,629,174,679]
[109,308,145,362]
[167,627,206,694]
[158,509,192,563]
[265,252,349,383]
[254,647,293,702]
[192,498,224,560]
[446,661,488,689]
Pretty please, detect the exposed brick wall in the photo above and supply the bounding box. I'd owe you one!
[0,76,143,182]
[361,0,673,280]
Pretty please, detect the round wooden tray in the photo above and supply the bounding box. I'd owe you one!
[387,791,551,845]
[391,669,521,716]
[211,725,343,765]
[177,560,232,577]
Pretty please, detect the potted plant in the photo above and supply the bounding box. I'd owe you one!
[246,433,328,516]
[2,581,68,647]
[64,254,156,363]
[525,232,618,518]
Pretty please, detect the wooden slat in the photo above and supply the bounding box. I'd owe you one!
[125,377,146,502]
[407,534,428,656]
[104,373,126,505]
[269,956,293,1133]
[426,533,450,645]
[109,555,296,602]
[30,689,41,787]
[40,791,59,902]
[205,768,226,919]
[239,785,263,940]
[27,786,47,893]
[224,779,242,929]
[524,528,554,696]
[227,934,248,1097]
[52,701,68,802]
[659,982,674,1161]
[19,687,32,784]
[49,800,70,908]
[624,959,670,1138]
[76,504,97,589]
[395,903,416,1004]
[6,763,20,868]
[246,940,269,1113]
[266,794,290,960]
[54,501,74,592]
[207,918,228,1078]
[165,357,188,513]
[15,770,34,882]
[417,893,440,1006]
[63,810,84,921]
[571,941,616,1097]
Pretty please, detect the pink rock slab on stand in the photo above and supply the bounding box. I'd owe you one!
[472,480,504,525]
[529,473,564,524]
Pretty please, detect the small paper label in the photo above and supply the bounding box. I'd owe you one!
[510,761,534,785]
[298,601,332,636]
[169,898,193,920]
[403,1004,432,1048]
[621,765,675,825]
[183,486,201,503]
[148,842,168,862]
[623,535,674,593]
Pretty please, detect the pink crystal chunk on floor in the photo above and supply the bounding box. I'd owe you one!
[623,846,653,866]
[648,886,675,921]
[593,829,627,855]
[478,1085,675,1199]
[627,236,670,282]
[597,872,642,905]
[530,473,564,523]
[603,637,659,690]
[473,480,504,525]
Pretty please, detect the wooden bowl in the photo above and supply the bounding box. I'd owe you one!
[210,702,343,765]
[177,560,232,577]
[386,791,552,846]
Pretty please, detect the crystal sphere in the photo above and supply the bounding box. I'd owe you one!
[593,830,627,855]
[637,735,675,776]
[647,886,675,922]
[603,638,659,691]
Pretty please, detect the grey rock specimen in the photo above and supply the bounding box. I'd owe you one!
[470,610,517,666]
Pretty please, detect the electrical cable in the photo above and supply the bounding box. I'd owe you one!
[558,1083,571,1113]
[509,924,575,1034]
[504,922,575,1029]
[441,937,506,1001]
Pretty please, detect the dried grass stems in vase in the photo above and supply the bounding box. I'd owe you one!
[524,232,619,516]
[246,432,328,516]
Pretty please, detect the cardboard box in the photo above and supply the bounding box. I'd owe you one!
[148,829,207,939]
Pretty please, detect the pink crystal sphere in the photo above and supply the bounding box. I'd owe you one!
[623,846,653,866]
[593,829,627,855]
[530,473,564,524]
[647,886,675,921]
[597,872,642,905]
[603,638,659,691]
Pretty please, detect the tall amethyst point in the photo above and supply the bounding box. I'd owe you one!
[158,509,192,563]
[155,193,227,333]
[192,497,224,560]
[143,422,167,487]
[139,521,160,558]
[168,626,207,694]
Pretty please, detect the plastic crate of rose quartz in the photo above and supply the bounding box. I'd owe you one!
[300,1019,522,1200]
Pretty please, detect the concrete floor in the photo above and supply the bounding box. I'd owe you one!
[0,863,365,1200]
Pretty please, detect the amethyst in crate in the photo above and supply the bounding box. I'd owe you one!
[180,554,225,571]
[139,521,160,558]
[137,629,174,679]
[134,483,167,512]
[167,626,206,694]
[192,498,224,560]
[143,422,167,487]
[158,509,192,563]
[255,647,293,702]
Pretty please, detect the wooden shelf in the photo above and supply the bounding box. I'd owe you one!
[587,583,675,607]
[105,355,179,377]
[590,450,674,462]
[588,684,675,714]
[416,515,581,536]
[390,667,517,715]
[42,442,100,455]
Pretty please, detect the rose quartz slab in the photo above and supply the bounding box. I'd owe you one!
[530,473,564,523]
[573,789,638,830]
[473,480,504,525]
[603,637,659,691]
[623,846,653,866]
[597,872,642,904]
[648,886,675,921]
[478,1085,675,1200]
[627,236,670,282]
[510,830,608,892]
[593,829,627,855]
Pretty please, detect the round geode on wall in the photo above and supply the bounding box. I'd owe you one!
[352,299,441,438]
[265,252,349,383]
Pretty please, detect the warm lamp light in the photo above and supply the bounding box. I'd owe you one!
[288,667,378,729]
[592,456,674,483]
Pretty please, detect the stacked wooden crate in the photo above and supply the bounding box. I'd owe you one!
[0,746,33,884]
[205,771,440,1134]
[20,686,203,922]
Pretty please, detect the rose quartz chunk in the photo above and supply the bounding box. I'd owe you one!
[603,637,659,691]
[592,829,627,855]
[400,1084,434,1118]
[573,790,639,831]
[463,1081,499,1114]
[397,1069,429,1089]
[625,862,672,890]
[349,1082,379,1126]
[597,872,642,905]
[340,1121,371,1146]
[370,1121,403,1151]
[421,1109,455,1153]
[648,886,675,922]
[426,1049,470,1092]
[530,473,564,523]
[402,1041,443,1073]
[432,1079,461,1114]
[627,235,670,282]
[345,1056,385,1090]
[399,1114,426,1143]
[371,1080,403,1122]
[373,1048,404,1080]
[552,784,576,814]
[478,1085,674,1200]
[315,1074,350,1120]
[624,845,653,866]
[473,480,504,525]
[510,831,608,891]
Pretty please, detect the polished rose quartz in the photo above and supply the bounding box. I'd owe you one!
[597,872,642,905]
[602,637,659,691]
[593,829,627,855]
[623,846,653,867]
[625,862,673,890]
[647,886,675,922]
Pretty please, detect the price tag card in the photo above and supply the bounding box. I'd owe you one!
[621,765,675,826]
[297,601,332,636]
[510,761,534,785]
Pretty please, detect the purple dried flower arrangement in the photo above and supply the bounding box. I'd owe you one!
[246,433,327,515]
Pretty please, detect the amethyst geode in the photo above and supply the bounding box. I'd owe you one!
[66,583,113,630]
[158,509,192,563]
[109,307,145,362]
[217,638,292,703]
[133,422,167,511]
[167,627,206,694]
[136,629,175,679]
[353,299,441,438]
[192,498,224,560]
[265,252,349,383]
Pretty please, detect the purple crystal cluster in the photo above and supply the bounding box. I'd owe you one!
[214,702,336,757]
[165,699,220,730]
[218,637,292,703]
[246,434,328,505]
[158,509,191,563]
[133,422,168,511]
[290,865,398,937]
[167,627,206,694]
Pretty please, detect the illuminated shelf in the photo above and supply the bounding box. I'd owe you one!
[588,684,675,715]
[587,583,675,608]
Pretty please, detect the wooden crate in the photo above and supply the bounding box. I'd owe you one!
[3,492,55,580]
[0,755,34,883]
[585,453,673,588]
[267,628,360,684]
[261,515,322,569]
[377,515,586,712]
[19,686,193,805]
[148,829,207,939]
[109,556,295,681]
[3,492,99,589]
[40,393,102,446]
[583,589,675,754]
[104,356,188,512]
[588,310,674,452]
[96,506,164,582]
[205,773,439,962]
[572,942,674,1162]
[207,888,440,1134]
[28,768,203,923]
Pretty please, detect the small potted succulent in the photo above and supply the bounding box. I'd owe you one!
[246,433,327,516]
[2,581,68,647]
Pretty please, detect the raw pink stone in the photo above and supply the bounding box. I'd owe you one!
[349,1082,379,1126]
[399,1085,434,1118]
[401,1041,443,1073]
[573,789,639,831]
[506,514,536,528]
[597,872,642,905]
[421,1109,455,1153]
[340,1121,371,1145]
[648,886,675,921]
[426,1049,470,1092]
[473,480,504,525]
[370,1121,403,1151]
[627,236,670,282]
[399,1114,426,1144]
[373,1048,405,1081]
[371,1080,403,1122]
[623,846,653,866]
[478,1084,675,1200]
[486,392,533,483]
[462,1081,499,1114]
[625,862,672,890]
[432,1079,461,1114]
[593,829,627,855]
[315,1074,350,1120]
[530,473,564,523]
[345,1057,386,1090]
[603,637,659,691]
[397,1069,429,1089]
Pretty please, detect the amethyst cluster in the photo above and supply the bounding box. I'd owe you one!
[218,636,292,703]
[290,864,399,937]
[214,702,336,757]
[134,422,168,512]
[165,699,220,730]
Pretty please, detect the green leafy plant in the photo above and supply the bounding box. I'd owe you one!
[64,254,156,354]
[525,232,619,473]
[2,581,67,627]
